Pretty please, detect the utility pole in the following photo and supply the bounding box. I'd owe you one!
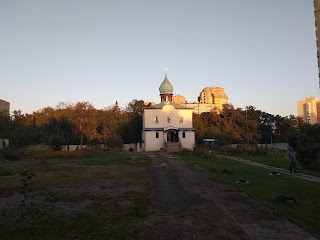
[246,106,249,145]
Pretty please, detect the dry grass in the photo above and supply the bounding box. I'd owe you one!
[0,151,151,239]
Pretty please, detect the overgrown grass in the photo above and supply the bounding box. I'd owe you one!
[0,151,151,239]
[239,155,320,178]
[25,148,94,159]
[178,151,320,239]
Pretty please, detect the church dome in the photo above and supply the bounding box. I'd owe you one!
[159,74,173,94]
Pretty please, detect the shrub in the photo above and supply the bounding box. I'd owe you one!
[22,145,52,157]
[288,124,320,170]
[51,135,65,151]
[88,138,102,147]
[106,135,123,150]
[30,149,93,159]
[0,148,24,161]
[214,145,285,157]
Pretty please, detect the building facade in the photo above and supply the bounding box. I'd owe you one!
[0,99,10,115]
[198,86,229,112]
[142,73,195,152]
[297,96,320,124]
[171,86,229,114]
[314,0,320,85]
[172,94,186,105]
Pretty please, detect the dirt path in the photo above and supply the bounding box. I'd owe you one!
[140,153,317,240]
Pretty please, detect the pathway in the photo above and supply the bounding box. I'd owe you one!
[140,153,317,240]
[222,155,320,183]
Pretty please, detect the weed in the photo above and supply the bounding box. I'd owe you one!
[0,148,24,161]
[221,168,233,175]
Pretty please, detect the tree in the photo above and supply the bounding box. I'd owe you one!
[106,135,123,150]
[0,113,10,138]
[288,124,320,170]
[119,114,143,143]
[96,103,126,146]
[70,102,97,148]
[193,113,206,144]
[257,111,275,144]
[126,99,146,115]
[43,117,75,148]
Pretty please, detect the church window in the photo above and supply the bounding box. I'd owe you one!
[182,132,186,138]
[167,116,171,123]
[156,132,159,138]
[154,116,159,123]
[179,117,183,123]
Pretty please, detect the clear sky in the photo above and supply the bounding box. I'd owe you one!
[0,0,318,116]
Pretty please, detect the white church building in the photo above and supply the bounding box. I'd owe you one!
[142,72,195,152]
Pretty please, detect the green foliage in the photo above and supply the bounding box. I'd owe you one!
[126,99,146,114]
[88,137,102,147]
[0,148,24,161]
[51,135,65,151]
[215,145,285,157]
[203,126,232,145]
[28,149,93,159]
[289,124,320,170]
[119,114,143,143]
[0,152,150,239]
[0,167,12,176]
[2,101,307,151]
[106,135,124,150]
[180,151,320,238]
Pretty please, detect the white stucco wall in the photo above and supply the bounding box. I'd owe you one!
[144,131,165,151]
[142,103,195,151]
[143,104,193,129]
[179,131,195,150]
[0,139,9,149]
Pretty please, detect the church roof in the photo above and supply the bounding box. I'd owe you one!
[144,102,193,110]
[159,74,173,94]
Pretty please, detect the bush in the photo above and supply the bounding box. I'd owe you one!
[22,145,53,158]
[296,144,320,170]
[214,145,285,157]
[288,124,320,170]
[183,146,217,159]
[51,135,65,151]
[30,149,93,159]
[88,138,102,147]
[0,148,24,161]
[106,135,123,150]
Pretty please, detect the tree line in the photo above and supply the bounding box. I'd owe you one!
[194,104,305,145]
[0,100,306,147]
[1,100,320,169]
[0,100,145,149]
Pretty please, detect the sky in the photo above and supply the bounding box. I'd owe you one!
[0,0,319,117]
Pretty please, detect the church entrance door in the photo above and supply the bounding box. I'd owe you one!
[167,130,179,142]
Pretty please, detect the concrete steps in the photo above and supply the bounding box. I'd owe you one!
[166,142,181,152]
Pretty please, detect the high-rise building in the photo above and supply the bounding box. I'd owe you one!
[297,96,320,124]
[198,86,229,113]
[0,99,10,115]
[171,86,229,114]
[172,94,186,105]
[314,0,320,86]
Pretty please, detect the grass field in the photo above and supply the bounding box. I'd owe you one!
[1,149,320,239]
[178,151,320,239]
[240,155,320,178]
[0,151,151,240]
